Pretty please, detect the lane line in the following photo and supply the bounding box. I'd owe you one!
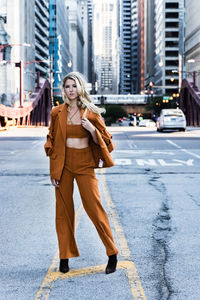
[34,203,84,300]
[100,168,146,300]
[35,170,146,300]
[166,139,200,159]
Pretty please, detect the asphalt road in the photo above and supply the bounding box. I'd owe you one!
[0,126,200,300]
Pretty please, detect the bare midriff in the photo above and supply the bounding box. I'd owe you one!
[66,137,89,149]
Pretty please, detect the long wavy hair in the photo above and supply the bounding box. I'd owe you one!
[62,72,105,115]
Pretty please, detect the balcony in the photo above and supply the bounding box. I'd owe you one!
[35,18,49,38]
[35,63,48,75]
[35,50,48,62]
[35,41,49,57]
[35,0,49,20]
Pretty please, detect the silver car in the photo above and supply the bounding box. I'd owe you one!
[157,109,186,132]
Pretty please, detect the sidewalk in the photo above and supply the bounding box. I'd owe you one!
[1,125,200,138]
[0,126,48,137]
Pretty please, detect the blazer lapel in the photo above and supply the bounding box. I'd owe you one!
[58,103,67,141]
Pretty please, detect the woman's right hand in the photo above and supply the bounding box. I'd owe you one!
[51,178,60,188]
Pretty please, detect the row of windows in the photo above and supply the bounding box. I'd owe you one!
[166,40,179,47]
[165,60,178,66]
[166,22,179,28]
[166,31,179,38]
[166,50,179,57]
[165,2,179,9]
[166,12,179,18]
[165,70,178,76]
[165,79,178,85]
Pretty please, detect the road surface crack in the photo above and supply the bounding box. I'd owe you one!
[149,177,174,300]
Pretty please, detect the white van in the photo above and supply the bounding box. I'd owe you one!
[157,109,186,132]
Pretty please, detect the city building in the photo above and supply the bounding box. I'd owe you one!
[68,0,85,74]
[35,0,49,79]
[0,0,36,105]
[93,0,119,94]
[144,0,155,88]
[185,0,200,88]
[154,0,185,96]
[49,0,72,97]
[119,0,132,94]
[137,0,145,93]
[79,0,95,91]
[131,0,138,93]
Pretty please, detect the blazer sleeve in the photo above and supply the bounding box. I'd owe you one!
[44,111,55,156]
[94,114,115,153]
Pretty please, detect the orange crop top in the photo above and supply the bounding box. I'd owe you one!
[66,124,89,138]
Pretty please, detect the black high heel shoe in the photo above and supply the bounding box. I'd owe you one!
[59,259,69,273]
[105,254,117,274]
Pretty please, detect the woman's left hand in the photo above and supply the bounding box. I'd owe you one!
[81,118,95,133]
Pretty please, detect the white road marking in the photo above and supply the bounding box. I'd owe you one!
[173,159,194,166]
[114,158,194,166]
[136,159,157,166]
[114,159,132,165]
[158,159,182,166]
[115,150,174,155]
[166,139,200,159]
[152,151,174,155]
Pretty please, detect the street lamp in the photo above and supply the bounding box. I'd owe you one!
[0,43,31,51]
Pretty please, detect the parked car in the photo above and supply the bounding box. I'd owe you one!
[156,109,186,132]
[139,119,156,127]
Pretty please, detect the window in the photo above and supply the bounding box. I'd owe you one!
[165,12,179,18]
[165,41,179,47]
[165,70,174,76]
[166,3,179,9]
[166,22,179,28]
[165,60,179,66]
[166,88,178,94]
[165,79,178,85]
[166,31,179,38]
[166,50,179,57]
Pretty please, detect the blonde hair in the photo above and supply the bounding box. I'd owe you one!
[62,72,105,115]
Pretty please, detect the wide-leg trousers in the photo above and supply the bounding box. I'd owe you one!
[55,146,119,259]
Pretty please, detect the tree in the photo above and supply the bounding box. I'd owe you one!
[102,104,127,125]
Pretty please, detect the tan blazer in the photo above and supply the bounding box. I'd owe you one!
[44,103,115,180]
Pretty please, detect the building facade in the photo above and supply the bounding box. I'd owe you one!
[185,0,200,88]
[68,0,84,74]
[49,0,72,97]
[93,0,119,94]
[154,0,185,96]
[0,0,36,105]
[131,0,138,93]
[79,0,95,90]
[137,0,145,93]
[119,0,132,94]
[145,0,155,87]
[35,0,49,79]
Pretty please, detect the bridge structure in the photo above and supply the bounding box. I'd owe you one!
[1,85,199,127]
[91,94,148,114]
[180,78,200,126]
[0,73,52,128]
[91,94,148,105]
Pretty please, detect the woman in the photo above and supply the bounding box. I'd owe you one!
[44,72,118,274]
